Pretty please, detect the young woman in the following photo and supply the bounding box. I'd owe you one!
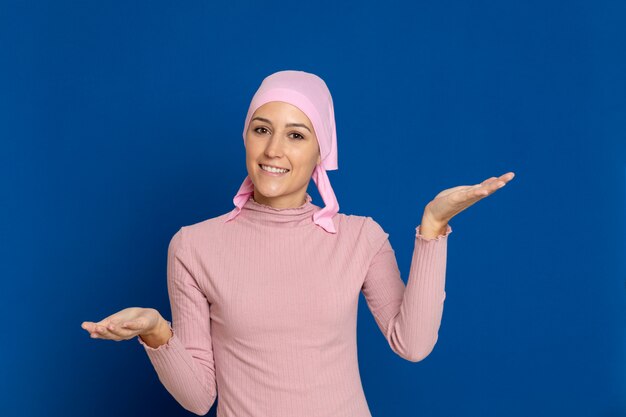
[81,70,515,416]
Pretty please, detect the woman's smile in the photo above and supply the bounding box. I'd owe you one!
[259,163,290,176]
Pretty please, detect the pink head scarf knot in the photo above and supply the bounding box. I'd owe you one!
[224,70,339,234]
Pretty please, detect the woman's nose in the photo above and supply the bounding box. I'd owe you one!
[264,135,284,157]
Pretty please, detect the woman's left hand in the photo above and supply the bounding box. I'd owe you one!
[420,171,516,237]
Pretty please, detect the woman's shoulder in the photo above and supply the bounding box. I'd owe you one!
[335,211,367,227]
[336,210,384,227]
[170,212,232,250]
[335,212,389,245]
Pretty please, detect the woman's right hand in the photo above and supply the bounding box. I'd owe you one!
[81,307,162,342]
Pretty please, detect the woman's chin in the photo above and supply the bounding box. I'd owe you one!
[253,184,286,198]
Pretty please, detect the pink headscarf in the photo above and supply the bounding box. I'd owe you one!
[224,70,339,234]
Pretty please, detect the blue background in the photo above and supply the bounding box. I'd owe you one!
[1,0,624,416]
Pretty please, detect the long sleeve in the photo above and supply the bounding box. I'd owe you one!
[137,228,217,415]
[361,217,452,362]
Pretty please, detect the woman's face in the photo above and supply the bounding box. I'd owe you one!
[245,101,322,208]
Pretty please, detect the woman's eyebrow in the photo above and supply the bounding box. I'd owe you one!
[251,116,311,133]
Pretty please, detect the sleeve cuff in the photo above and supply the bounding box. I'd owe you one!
[415,224,453,241]
[137,320,174,351]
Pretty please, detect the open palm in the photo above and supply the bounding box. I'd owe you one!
[426,172,515,224]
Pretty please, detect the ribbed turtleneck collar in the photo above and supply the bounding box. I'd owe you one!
[238,192,320,228]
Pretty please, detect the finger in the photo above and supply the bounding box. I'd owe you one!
[479,176,499,186]
[466,173,513,200]
[83,322,104,337]
[482,180,505,195]
[82,322,100,337]
[480,175,511,194]
[490,172,515,187]
[94,323,109,336]
[478,172,515,188]
[466,184,492,198]
[105,321,135,338]
[94,323,121,341]
[470,177,498,195]
[82,321,95,332]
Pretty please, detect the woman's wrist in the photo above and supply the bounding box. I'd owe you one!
[419,209,449,239]
[139,315,172,348]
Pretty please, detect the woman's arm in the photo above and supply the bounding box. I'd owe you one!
[137,228,217,416]
[361,172,513,362]
[361,217,452,362]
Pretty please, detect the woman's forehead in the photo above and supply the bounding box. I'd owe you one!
[252,101,312,124]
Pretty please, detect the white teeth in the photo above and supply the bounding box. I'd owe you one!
[260,164,289,173]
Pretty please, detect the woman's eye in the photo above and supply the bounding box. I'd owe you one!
[253,127,303,140]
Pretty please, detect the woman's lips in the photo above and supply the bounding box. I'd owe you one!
[259,164,290,177]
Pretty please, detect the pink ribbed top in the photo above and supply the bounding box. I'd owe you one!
[138,192,452,416]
